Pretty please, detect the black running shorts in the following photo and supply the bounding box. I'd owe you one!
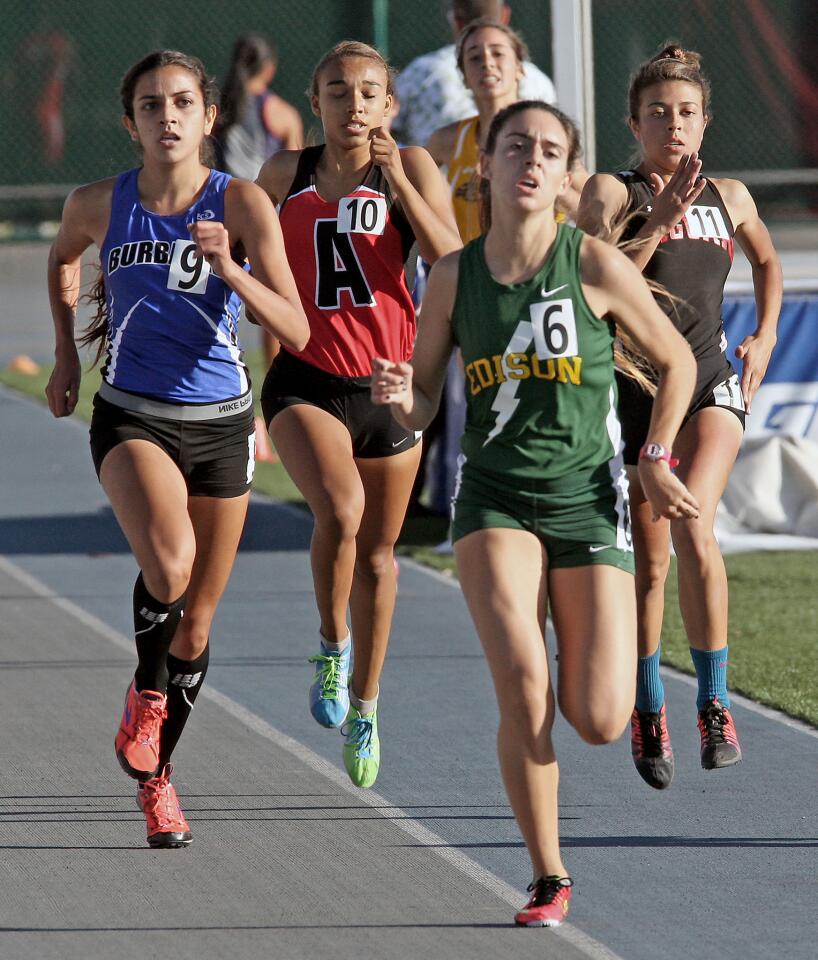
[616,370,746,466]
[89,394,256,498]
[261,350,420,459]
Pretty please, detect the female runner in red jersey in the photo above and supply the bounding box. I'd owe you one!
[578,44,781,788]
[257,41,461,787]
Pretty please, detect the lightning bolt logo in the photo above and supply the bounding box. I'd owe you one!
[484,319,534,446]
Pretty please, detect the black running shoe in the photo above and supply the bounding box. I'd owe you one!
[630,705,674,790]
[698,699,741,770]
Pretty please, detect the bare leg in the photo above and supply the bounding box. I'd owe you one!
[455,528,566,880]
[171,493,250,659]
[550,564,637,743]
[671,408,743,652]
[349,445,422,702]
[270,405,364,642]
[100,440,195,601]
[627,466,671,659]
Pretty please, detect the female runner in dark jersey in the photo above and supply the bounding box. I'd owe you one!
[256,41,461,788]
[45,50,307,847]
[373,100,698,927]
[578,43,782,789]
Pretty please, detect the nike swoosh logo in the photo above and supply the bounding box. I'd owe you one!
[392,437,408,448]
[589,544,612,553]
[540,283,567,298]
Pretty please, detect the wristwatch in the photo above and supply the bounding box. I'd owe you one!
[638,442,680,468]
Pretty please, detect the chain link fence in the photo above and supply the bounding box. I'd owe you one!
[592,0,818,219]
[0,1,814,232]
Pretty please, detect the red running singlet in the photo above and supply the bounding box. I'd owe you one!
[278,145,417,378]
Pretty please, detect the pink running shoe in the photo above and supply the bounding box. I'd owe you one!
[514,876,573,927]
[137,763,192,848]
[115,681,166,780]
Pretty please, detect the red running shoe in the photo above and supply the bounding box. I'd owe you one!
[137,763,192,848]
[630,705,675,790]
[514,876,573,927]
[115,681,166,780]
[698,699,742,769]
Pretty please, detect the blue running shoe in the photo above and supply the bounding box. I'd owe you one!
[341,703,379,788]
[308,641,351,728]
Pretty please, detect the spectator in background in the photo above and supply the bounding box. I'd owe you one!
[217,34,304,367]
[393,0,555,147]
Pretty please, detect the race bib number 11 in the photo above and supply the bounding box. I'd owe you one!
[683,205,729,240]
[336,196,387,235]
[167,240,211,294]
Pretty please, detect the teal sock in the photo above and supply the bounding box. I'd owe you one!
[635,647,665,714]
[690,646,730,710]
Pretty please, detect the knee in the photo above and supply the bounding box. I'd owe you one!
[141,553,193,603]
[672,520,717,571]
[560,697,630,746]
[171,617,209,660]
[497,679,554,761]
[354,542,396,583]
[635,550,670,595]
[573,714,629,746]
[314,494,364,543]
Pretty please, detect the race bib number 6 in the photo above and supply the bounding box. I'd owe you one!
[167,240,211,294]
[530,299,578,359]
[336,196,387,235]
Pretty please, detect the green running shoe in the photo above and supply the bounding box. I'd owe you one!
[341,703,380,788]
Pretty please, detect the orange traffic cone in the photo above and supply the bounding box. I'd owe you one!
[7,355,40,375]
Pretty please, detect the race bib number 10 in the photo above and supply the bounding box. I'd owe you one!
[336,196,387,235]
[167,240,211,294]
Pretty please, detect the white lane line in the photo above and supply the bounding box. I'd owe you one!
[399,556,818,741]
[0,553,623,960]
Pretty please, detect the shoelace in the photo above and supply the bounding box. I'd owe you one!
[141,779,184,830]
[134,697,166,746]
[635,712,666,757]
[308,653,344,698]
[700,703,728,744]
[525,876,573,906]
[342,714,374,755]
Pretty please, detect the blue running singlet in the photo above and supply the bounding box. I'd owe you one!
[99,168,249,404]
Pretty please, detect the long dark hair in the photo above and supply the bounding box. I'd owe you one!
[219,34,276,130]
[479,99,581,234]
[479,100,655,392]
[79,50,218,363]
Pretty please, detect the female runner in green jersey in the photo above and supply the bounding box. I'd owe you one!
[372,100,699,927]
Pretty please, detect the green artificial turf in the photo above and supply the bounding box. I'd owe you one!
[3,354,817,725]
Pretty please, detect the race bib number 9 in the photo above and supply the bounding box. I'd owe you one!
[683,205,729,240]
[336,196,387,236]
[167,240,211,294]
[530,299,578,359]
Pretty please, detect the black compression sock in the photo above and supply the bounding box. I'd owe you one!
[159,644,210,766]
[133,572,186,694]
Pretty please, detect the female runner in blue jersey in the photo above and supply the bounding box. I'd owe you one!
[372,100,699,927]
[578,44,782,789]
[45,50,308,848]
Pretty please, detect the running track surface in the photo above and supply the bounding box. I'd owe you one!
[1,383,816,960]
